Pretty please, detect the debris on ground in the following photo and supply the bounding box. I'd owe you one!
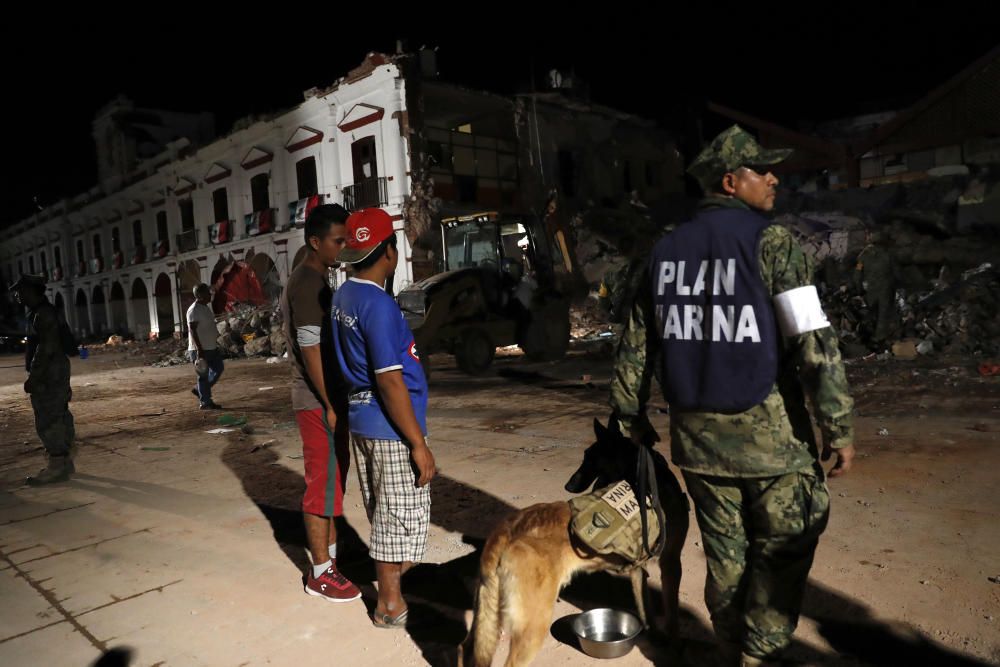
[151,348,190,367]
[250,439,276,453]
[892,340,920,360]
[569,299,620,342]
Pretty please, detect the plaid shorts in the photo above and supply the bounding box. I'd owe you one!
[351,435,431,563]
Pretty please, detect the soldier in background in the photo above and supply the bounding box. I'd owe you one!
[853,227,898,345]
[10,274,76,486]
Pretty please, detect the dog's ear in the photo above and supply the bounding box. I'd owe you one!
[594,417,607,440]
[608,417,622,437]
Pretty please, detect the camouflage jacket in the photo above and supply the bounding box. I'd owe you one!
[610,196,854,477]
[26,300,70,388]
[853,243,895,292]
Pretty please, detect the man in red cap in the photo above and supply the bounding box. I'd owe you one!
[330,208,436,629]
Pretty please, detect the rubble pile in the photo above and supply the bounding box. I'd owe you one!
[898,264,1000,356]
[150,339,191,367]
[75,334,181,361]
[137,301,289,368]
[821,265,1000,357]
[214,303,288,359]
[802,209,1000,356]
[569,300,619,341]
[570,201,669,289]
[566,173,1000,358]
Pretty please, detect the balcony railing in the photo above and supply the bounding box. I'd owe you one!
[176,228,199,253]
[343,177,389,211]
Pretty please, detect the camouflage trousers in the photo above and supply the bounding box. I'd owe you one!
[683,465,830,659]
[30,383,75,459]
[865,287,897,342]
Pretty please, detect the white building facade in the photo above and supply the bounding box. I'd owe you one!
[1,54,415,339]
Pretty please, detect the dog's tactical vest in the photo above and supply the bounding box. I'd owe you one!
[569,480,661,565]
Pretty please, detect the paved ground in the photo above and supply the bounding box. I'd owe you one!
[1,345,997,666]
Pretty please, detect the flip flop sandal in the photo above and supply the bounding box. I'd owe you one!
[373,607,408,629]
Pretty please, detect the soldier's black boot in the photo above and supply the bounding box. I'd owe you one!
[26,455,73,486]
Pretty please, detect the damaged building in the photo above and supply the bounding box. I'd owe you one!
[703,46,1000,355]
[707,45,1000,194]
[0,50,681,343]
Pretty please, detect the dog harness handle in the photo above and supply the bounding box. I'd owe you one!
[635,443,666,560]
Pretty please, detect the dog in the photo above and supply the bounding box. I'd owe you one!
[459,417,689,667]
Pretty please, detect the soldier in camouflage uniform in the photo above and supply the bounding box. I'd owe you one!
[853,227,897,344]
[10,275,76,485]
[599,258,648,325]
[610,126,855,666]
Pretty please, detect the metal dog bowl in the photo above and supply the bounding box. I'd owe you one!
[571,608,643,659]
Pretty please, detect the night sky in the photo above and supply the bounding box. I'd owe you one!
[2,10,996,224]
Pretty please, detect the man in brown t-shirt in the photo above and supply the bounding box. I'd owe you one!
[280,204,361,602]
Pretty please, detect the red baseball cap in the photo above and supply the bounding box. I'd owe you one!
[338,208,396,264]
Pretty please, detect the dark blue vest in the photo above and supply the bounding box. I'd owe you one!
[649,207,779,413]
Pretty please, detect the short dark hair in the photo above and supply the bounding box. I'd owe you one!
[352,233,398,271]
[305,204,350,245]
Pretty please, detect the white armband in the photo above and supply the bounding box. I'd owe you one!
[773,285,830,337]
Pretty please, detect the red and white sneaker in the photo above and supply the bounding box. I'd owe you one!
[305,563,361,602]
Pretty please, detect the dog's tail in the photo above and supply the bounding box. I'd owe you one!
[462,525,510,667]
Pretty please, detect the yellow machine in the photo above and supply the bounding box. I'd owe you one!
[396,211,570,374]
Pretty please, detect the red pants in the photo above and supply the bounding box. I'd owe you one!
[297,409,350,517]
